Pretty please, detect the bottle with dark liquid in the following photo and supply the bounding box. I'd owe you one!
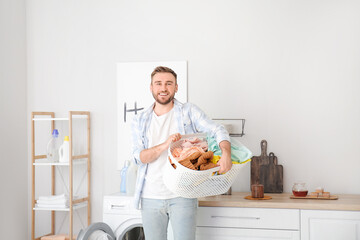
[292,182,308,197]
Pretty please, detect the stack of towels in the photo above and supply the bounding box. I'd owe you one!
[36,194,69,208]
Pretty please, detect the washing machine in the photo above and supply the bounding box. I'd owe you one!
[102,193,143,239]
[102,193,174,240]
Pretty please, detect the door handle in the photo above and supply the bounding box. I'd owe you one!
[110,204,126,209]
[211,215,260,220]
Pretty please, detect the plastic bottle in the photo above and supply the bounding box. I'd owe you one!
[59,136,70,163]
[120,161,129,193]
[46,129,61,162]
[126,161,137,195]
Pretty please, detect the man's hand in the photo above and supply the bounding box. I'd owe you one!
[217,153,232,174]
[166,133,181,147]
[140,133,181,164]
[217,140,232,174]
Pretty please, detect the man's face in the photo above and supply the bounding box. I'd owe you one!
[150,72,178,105]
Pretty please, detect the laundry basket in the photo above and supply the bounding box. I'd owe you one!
[163,133,249,198]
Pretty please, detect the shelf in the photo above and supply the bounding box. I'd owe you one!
[33,202,88,211]
[213,118,246,137]
[34,159,87,166]
[32,116,88,121]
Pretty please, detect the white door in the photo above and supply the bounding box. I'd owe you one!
[301,210,360,240]
[197,227,300,240]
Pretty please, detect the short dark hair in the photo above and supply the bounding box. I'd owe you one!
[151,66,177,83]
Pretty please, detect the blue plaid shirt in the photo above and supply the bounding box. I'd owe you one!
[131,99,230,209]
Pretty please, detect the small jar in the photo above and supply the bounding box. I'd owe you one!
[251,184,264,198]
[292,182,308,197]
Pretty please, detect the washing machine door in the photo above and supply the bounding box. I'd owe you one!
[115,217,145,240]
[77,222,116,240]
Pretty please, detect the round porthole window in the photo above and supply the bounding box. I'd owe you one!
[77,222,115,240]
[87,230,113,240]
[121,226,145,240]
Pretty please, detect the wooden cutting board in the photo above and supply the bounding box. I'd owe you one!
[260,154,283,193]
[251,140,271,185]
[290,195,338,200]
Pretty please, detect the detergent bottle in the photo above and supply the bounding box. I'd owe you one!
[126,161,137,195]
[59,136,70,163]
[46,129,61,162]
[120,160,130,193]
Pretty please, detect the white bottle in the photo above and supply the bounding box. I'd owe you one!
[59,136,70,163]
[47,129,61,162]
[126,160,137,195]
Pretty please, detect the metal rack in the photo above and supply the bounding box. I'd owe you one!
[212,118,246,137]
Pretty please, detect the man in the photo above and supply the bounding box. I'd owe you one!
[131,66,231,240]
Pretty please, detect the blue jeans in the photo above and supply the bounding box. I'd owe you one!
[141,197,198,240]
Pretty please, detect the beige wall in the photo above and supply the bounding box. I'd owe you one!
[0,0,27,238]
[23,0,360,238]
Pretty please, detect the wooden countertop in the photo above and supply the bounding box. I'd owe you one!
[198,192,360,211]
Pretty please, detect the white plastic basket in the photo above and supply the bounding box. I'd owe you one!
[163,133,247,198]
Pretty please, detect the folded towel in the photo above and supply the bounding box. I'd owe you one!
[38,194,79,201]
[37,199,68,205]
[38,194,66,201]
[36,204,68,209]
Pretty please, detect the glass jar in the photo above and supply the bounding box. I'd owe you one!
[292,182,308,197]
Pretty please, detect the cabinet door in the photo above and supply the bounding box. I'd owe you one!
[301,210,360,240]
[197,227,300,240]
[197,207,299,230]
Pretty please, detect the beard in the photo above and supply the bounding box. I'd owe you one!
[152,92,175,105]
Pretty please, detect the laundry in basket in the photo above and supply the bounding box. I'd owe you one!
[163,133,252,198]
[207,136,253,164]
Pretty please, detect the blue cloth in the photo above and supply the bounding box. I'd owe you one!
[207,136,253,163]
[131,99,230,209]
[141,197,197,240]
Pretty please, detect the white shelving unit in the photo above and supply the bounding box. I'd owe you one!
[31,111,91,240]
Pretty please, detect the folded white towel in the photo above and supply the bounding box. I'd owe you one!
[38,194,79,201]
[37,199,68,205]
[38,194,66,201]
[36,204,68,209]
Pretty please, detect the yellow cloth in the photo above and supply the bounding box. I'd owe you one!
[210,155,250,165]
[210,155,221,164]
[210,155,251,175]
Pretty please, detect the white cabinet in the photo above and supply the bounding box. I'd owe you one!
[197,207,300,240]
[197,227,299,240]
[197,193,360,240]
[301,210,360,240]
[197,207,360,240]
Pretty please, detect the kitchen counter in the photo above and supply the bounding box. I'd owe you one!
[198,192,360,211]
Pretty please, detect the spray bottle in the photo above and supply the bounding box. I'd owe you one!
[46,129,61,162]
[120,161,130,193]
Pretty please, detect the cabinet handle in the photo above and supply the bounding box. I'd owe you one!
[111,204,126,209]
[211,215,260,220]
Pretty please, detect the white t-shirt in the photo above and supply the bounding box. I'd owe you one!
[142,109,178,199]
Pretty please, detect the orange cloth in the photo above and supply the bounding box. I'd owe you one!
[41,234,75,240]
[175,146,205,161]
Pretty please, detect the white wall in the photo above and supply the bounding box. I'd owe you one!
[26,0,360,235]
[0,0,27,238]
